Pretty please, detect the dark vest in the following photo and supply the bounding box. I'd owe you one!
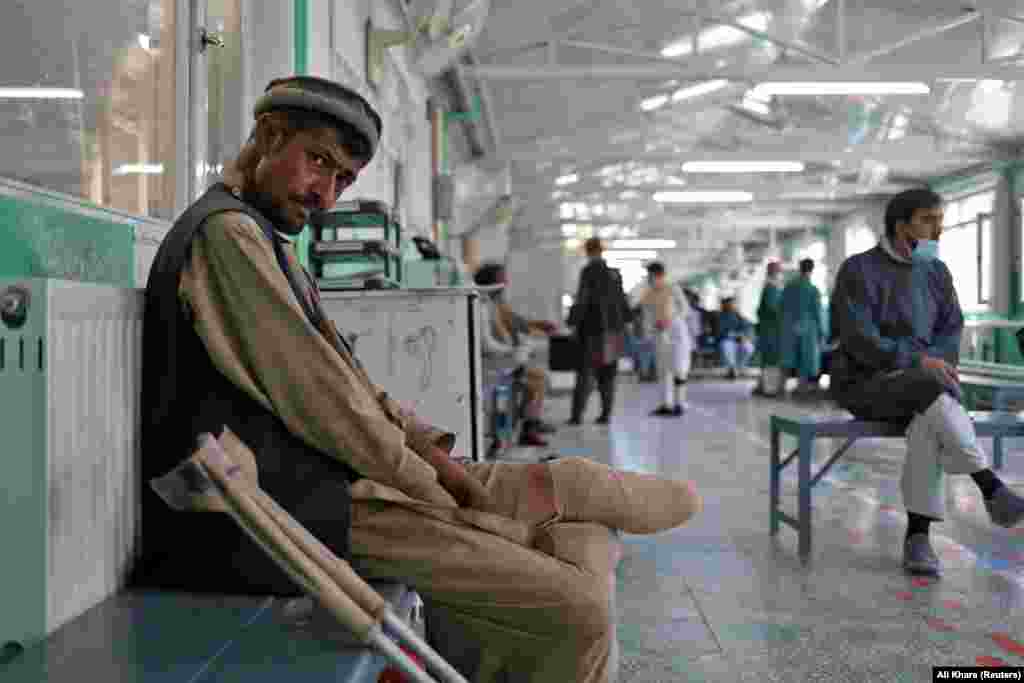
[134,183,357,596]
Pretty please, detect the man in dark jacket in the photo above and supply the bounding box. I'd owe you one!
[567,237,632,424]
[831,188,1024,576]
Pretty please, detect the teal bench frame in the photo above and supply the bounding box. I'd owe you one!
[769,411,1024,560]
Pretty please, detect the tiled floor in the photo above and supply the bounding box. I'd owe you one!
[508,371,1024,682]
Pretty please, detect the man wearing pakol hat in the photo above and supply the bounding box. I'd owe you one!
[135,75,701,682]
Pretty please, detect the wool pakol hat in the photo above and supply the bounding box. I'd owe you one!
[254,75,383,159]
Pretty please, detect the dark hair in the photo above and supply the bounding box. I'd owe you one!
[884,188,943,239]
[645,261,665,275]
[584,237,603,255]
[474,262,506,286]
[799,258,814,274]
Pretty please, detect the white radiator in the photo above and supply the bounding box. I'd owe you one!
[0,278,144,649]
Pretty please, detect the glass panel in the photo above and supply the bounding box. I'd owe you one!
[845,224,876,257]
[960,191,995,222]
[201,0,243,193]
[0,1,179,219]
[939,222,979,310]
[943,198,961,227]
[980,216,992,305]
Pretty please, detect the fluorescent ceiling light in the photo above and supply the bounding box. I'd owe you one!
[671,79,730,102]
[611,240,677,249]
[0,87,84,99]
[661,11,771,58]
[555,173,579,186]
[640,94,669,111]
[113,163,164,176]
[752,82,931,97]
[682,161,805,173]
[653,191,753,203]
[604,250,658,259]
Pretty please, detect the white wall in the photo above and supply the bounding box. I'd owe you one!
[302,0,434,239]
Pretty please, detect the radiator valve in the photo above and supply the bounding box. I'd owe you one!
[0,284,30,329]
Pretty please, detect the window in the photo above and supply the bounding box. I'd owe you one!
[0,1,181,219]
[938,190,994,311]
[845,223,877,258]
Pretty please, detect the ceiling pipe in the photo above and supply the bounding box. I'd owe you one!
[447,65,487,158]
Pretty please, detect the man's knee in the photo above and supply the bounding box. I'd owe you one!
[560,573,615,645]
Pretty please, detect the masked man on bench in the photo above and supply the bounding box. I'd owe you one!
[831,188,1024,576]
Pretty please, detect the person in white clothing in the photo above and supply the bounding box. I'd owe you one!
[637,262,693,416]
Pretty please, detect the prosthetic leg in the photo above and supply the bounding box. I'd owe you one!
[149,427,467,683]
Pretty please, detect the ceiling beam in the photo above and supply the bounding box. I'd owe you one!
[470,62,1024,82]
[498,138,1005,166]
[533,180,917,198]
[843,12,981,65]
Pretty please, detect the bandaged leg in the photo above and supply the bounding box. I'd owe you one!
[547,457,701,534]
[902,394,988,520]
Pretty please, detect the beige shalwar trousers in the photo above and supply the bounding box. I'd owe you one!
[349,461,623,683]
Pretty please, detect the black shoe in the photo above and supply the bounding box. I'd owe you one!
[651,405,675,417]
[567,418,582,426]
[595,415,610,425]
[727,369,738,380]
[671,404,685,416]
[535,420,558,434]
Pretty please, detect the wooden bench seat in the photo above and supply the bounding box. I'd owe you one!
[769,411,1024,560]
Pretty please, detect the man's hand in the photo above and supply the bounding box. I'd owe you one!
[920,354,959,387]
[420,444,491,509]
[529,320,558,335]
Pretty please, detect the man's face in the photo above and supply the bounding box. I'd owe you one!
[722,300,734,313]
[252,127,367,231]
[899,205,944,243]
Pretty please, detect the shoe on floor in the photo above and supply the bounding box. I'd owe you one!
[519,431,549,447]
[535,420,558,434]
[727,369,738,380]
[671,404,685,416]
[985,486,1024,528]
[567,418,582,426]
[903,533,941,576]
[595,415,610,425]
[651,405,675,417]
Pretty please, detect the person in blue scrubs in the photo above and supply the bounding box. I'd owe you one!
[780,259,826,395]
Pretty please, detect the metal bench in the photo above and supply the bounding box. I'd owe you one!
[959,372,1024,411]
[0,583,423,682]
[769,411,1024,560]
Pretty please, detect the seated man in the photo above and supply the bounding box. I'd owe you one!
[473,262,557,447]
[831,188,1024,576]
[718,297,755,379]
[134,75,702,683]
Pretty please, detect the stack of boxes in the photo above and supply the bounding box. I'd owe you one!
[309,199,402,290]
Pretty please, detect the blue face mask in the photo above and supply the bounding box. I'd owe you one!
[912,239,940,263]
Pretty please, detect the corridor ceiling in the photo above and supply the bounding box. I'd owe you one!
[459,0,1024,273]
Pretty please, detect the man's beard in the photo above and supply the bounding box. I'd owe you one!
[241,187,309,235]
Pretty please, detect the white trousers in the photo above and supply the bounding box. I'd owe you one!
[655,319,692,405]
[903,393,988,519]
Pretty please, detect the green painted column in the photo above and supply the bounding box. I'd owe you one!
[292,0,312,269]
